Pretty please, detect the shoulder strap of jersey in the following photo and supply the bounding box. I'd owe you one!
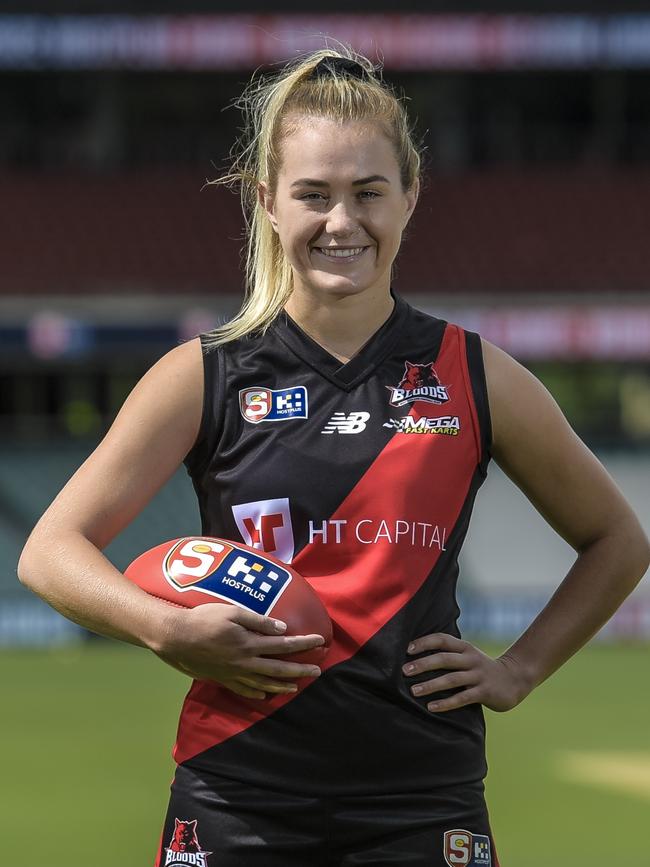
[459,327,492,476]
[183,336,226,478]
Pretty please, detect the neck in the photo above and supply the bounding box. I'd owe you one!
[283,286,395,363]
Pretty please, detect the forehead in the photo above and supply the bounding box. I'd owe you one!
[277,116,399,182]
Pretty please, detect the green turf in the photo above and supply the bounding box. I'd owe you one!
[1,642,649,866]
[0,644,185,865]
[484,642,650,866]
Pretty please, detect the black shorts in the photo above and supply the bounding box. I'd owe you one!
[154,763,500,867]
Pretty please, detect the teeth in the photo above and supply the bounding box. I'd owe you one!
[317,247,365,258]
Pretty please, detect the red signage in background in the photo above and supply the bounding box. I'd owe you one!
[436,305,650,360]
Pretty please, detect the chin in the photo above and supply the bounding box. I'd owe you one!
[302,271,382,300]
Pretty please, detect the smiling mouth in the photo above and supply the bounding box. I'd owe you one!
[313,246,369,259]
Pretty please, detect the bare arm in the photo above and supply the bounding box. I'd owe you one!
[17,338,205,649]
[18,339,323,699]
[403,340,650,712]
[486,340,649,691]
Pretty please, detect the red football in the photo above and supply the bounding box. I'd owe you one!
[124,536,332,665]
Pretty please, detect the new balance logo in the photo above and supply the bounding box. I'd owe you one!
[321,412,370,434]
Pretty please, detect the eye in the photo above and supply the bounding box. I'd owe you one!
[359,190,381,200]
[301,192,327,202]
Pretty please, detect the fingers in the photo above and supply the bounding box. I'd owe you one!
[403,633,482,713]
[402,633,522,714]
[407,633,468,655]
[409,670,475,698]
[407,669,481,713]
[248,632,326,657]
[231,656,322,696]
[230,607,289,635]
[403,651,470,677]
[230,665,321,699]
[225,679,268,700]
[246,657,322,680]
[225,606,325,656]
[235,675,298,695]
[425,687,483,714]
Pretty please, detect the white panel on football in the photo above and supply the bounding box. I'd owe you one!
[232,497,295,564]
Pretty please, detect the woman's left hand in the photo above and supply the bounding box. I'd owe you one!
[402,633,534,713]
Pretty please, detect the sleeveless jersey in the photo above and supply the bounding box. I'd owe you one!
[179,290,492,797]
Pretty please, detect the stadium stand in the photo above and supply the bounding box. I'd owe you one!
[0,442,200,642]
[3,167,650,297]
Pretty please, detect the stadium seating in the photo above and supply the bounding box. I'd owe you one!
[2,167,650,297]
[0,441,200,610]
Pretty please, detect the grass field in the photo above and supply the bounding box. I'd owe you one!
[1,641,649,866]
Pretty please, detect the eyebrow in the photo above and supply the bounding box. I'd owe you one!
[290,175,391,188]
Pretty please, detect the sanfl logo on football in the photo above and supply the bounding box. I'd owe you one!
[321,411,370,434]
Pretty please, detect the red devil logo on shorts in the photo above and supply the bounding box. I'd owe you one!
[165,819,211,866]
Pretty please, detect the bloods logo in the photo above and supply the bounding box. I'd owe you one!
[239,386,308,424]
[384,415,460,436]
[443,829,492,866]
[164,818,211,866]
[163,538,292,615]
[387,361,449,407]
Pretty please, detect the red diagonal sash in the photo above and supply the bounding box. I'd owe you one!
[174,324,482,763]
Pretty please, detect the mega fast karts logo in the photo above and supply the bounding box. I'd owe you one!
[163,538,292,616]
[164,818,211,866]
[443,829,492,866]
[384,414,460,436]
[387,361,449,407]
[239,385,308,424]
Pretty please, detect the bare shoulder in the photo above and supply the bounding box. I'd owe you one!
[480,337,634,550]
[102,334,205,472]
[140,336,204,397]
[148,335,203,400]
[480,337,557,455]
[481,334,585,469]
[103,336,204,449]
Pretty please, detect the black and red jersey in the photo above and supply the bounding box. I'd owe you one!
[179,289,492,796]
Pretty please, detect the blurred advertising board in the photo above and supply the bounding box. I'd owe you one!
[3,14,650,70]
[2,304,649,362]
[2,593,649,646]
[435,305,650,361]
[458,591,650,641]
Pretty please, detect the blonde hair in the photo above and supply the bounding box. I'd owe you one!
[203,46,422,350]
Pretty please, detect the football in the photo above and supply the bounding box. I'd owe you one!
[124,536,332,665]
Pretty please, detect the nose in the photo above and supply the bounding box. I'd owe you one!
[325,199,359,238]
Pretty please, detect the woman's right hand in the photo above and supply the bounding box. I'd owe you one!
[152,603,325,699]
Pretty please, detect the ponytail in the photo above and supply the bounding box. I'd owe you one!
[202,46,421,350]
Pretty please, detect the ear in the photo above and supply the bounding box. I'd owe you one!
[258,181,279,234]
[402,177,419,229]
[405,361,415,370]
[190,820,197,829]
[174,819,180,828]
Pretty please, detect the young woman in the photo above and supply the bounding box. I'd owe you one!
[18,49,649,867]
